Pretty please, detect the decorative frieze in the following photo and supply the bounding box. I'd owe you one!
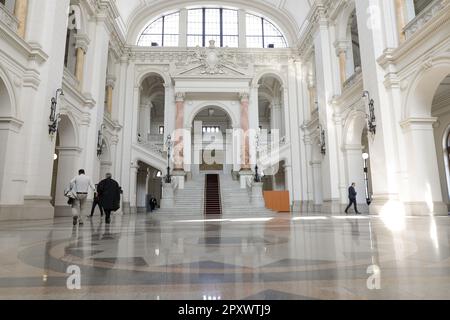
[404,0,449,39]
[0,2,19,33]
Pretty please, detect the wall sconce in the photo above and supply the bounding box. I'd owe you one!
[97,124,106,157]
[318,124,326,155]
[363,91,376,135]
[48,89,64,136]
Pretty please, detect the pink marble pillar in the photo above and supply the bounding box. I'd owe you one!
[240,92,251,170]
[174,92,185,171]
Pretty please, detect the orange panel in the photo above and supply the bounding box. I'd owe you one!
[264,191,291,212]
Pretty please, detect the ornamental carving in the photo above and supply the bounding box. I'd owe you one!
[187,40,239,75]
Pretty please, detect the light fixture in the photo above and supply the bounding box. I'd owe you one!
[318,124,326,155]
[363,91,376,135]
[362,152,372,206]
[48,89,64,136]
[53,153,58,161]
[165,135,173,183]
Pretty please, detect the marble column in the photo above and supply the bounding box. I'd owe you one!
[174,92,185,171]
[14,0,28,38]
[129,164,139,214]
[105,75,116,116]
[240,92,251,170]
[74,34,89,88]
[400,118,447,215]
[395,0,407,43]
[335,42,348,86]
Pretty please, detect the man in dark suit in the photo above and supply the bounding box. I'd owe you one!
[97,173,121,224]
[345,182,360,214]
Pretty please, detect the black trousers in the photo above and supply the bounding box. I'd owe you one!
[90,199,104,216]
[345,199,358,213]
[105,210,112,223]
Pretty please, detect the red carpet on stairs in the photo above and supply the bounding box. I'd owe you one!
[204,174,222,215]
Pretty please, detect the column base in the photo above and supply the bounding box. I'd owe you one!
[292,201,311,212]
[239,170,253,189]
[321,200,342,214]
[122,201,131,214]
[172,170,186,189]
[0,197,54,221]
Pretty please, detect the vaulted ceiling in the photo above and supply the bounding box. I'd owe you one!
[115,0,314,45]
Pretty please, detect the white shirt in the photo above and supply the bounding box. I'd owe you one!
[70,174,96,193]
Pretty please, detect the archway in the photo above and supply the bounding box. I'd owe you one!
[99,138,112,179]
[190,106,233,175]
[432,75,450,212]
[51,114,79,217]
[403,60,450,215]
[136,161,163,213]
[343,110,371,209]
[0,76,13,200]
[258,75,285,139]
[138,73,166,147]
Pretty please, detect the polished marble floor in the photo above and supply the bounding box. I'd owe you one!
[0,211,449,300]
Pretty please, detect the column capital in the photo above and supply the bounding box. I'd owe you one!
[175,92,185,102]
[334,40,350,56]
[74,34,90,53]
[106,74,116,88]
[239,91,250,102]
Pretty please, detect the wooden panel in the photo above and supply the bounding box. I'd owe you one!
[264,191,291,212]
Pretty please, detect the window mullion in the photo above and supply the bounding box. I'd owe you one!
[202,8,206,47]
[161,16,165,47]
[261,17,265,48]
[220,9,223,47]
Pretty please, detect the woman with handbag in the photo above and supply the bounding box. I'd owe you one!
[97,173,121,224]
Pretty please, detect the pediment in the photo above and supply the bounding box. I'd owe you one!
[174,64,248,78]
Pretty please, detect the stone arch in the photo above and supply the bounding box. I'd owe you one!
[186,102,238,129]
[403,55,450,120]
[0,67,16,118]
[335,1,356,41]
[57,113,78,147]
[343,109,367,146]
[136,69,171,88]
[253,69,287,88]
[133,156,165,173]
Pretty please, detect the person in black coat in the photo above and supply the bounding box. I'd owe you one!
[97,173,121,224]
[345,182,360,214]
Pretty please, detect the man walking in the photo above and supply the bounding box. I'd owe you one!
[70,169,96,226]
[89,187,104,218]
[97,173,121,224]
[345,182,360,214]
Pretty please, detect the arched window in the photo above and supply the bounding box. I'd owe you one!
[246,13,287,48]
[137,7,288,48]
[137,12,180,47]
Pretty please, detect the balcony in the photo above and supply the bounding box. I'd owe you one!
[403,0,449,40]
[0,2,19,34]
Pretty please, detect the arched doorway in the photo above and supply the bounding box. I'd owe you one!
[136,161,163,213]
[343,111,371,209]
[403,59,450,215]
[190,106,233,175]
[139,74,165,145]
[258,75,285,139]
[0,75,13,202]
[51,114,79,217]
[432,74,450,212]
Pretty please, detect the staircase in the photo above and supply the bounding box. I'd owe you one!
[157,175,204,215]
[219,174,275,215]
[204,174,222,215]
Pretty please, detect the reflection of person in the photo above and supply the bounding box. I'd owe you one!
[345,183,360,214]
[89,188,104,218]
[97,173,121,224]
[70,169,96,226]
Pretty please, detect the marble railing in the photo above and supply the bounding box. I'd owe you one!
[0,3,19,33]
[137,140,166,158]
[404,0,449,39]
[342,67,362,91]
